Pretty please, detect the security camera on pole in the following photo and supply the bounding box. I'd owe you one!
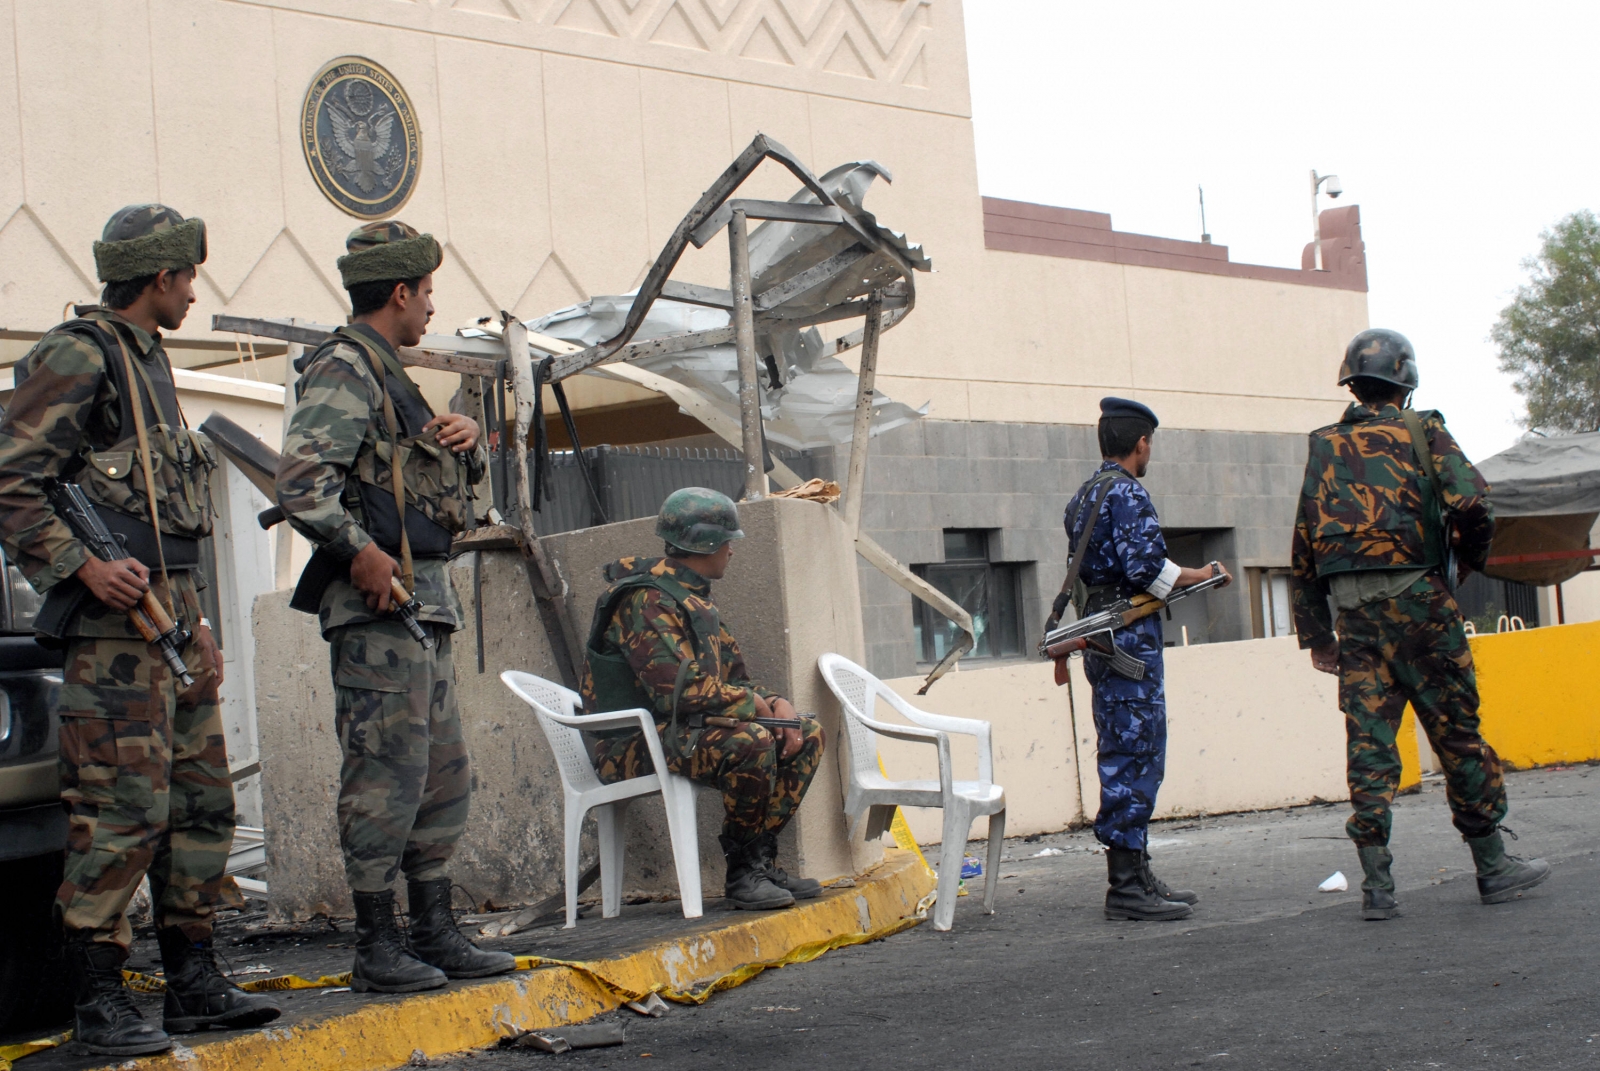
[1310,169,1343,271]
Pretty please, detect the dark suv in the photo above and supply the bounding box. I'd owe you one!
[0,545,73,1032]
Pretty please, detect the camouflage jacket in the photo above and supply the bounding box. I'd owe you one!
[0,310,214,638]
[579,556,777,724]
[1062,461,1182,602]
[1290,402,1493,647]
[277,324,485,635]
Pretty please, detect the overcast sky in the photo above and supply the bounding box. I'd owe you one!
[963,1,1598,462]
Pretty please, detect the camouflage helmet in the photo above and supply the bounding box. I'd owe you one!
[1338,328,1419,391]
[93,204,207,282]
[657,487,744,555]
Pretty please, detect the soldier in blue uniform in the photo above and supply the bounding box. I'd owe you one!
[1058,398,1231,921]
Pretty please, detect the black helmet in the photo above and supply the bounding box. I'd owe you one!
[1338,329,1418,391]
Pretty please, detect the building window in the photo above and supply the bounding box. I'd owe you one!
[911,530,1024,663]
[1248,568,1294,639]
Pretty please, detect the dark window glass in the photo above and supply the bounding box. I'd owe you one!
[913,530,1025,662]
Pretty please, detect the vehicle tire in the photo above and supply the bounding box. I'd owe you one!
[0,851,73,1035]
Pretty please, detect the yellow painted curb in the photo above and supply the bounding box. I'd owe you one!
[11,849,931,1071]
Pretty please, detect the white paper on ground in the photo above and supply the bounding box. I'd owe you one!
[1319,871,1349,892]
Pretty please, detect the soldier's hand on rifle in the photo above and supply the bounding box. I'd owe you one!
[1311,641,1340,675]
[77,556,150,612]
[351,541,401,613]
[1175,562,1231,589]
[766,695,806,760]
[424,413,480,453]
[193,620,224,687]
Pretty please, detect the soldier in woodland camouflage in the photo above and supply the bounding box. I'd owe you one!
[0,206,279,1056]
[583,488,826,911]
[1291,327,1550,920]
[1059,398,1230,922]
[276,220,513,992]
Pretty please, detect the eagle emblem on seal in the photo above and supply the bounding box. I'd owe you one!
[301,57,420,219]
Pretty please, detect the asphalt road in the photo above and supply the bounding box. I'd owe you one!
[430,766,1598,1071]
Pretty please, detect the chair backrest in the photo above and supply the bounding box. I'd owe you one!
[500,670,601,792]
[816,653,886,778]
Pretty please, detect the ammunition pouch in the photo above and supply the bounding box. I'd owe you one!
[356,480,453,560]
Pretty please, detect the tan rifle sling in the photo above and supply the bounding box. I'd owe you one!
[355,342,415,592]
[109,328,179,620]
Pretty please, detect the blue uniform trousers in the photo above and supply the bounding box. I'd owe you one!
[1085,616,1167,851]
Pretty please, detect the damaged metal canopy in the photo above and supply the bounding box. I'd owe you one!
[479,160,931,450]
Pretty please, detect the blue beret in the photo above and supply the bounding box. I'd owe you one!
[1099,396,1159,428]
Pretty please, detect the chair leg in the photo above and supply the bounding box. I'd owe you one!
[982,809,1006,916]
[661,776,703,920]
[563,801,586,930]
[933,801,973,932]
[596,802,626,920]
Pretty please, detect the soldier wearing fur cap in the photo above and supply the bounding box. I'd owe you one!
[0,205,280,1055]
[276,220,511,993]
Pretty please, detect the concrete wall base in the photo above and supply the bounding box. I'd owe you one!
[255,497,878,920]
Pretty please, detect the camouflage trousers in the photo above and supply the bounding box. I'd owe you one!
[330,621,469,892]
[592,716,825,844]
[1337,579,1507,847]
[57,634,234,950]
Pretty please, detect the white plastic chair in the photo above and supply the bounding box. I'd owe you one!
[499,670,703,928]
[816,653,1006,931]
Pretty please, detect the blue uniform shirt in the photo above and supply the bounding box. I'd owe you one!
[1064,459,1182,850]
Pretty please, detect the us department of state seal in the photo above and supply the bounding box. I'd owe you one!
[301,57,420,219]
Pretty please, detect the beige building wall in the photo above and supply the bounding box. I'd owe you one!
[0,0,1361,435]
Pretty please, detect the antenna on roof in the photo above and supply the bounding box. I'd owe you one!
[1198,185,1211,245]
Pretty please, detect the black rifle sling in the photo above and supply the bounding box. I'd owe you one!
[1047,470,1124,631]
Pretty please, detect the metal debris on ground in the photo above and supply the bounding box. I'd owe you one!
[624,993,670,1017]
[504,1023,627,1052]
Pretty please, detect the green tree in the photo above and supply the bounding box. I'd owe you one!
[1492,210,1600,434]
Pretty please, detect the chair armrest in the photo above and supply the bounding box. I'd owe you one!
[549,706,659,734]
[852,715,953,798]
[882,704,995,785]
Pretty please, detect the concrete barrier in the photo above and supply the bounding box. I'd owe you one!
[254,497,878,920]
[878,620,1600,845]
[1474,620,1600,768]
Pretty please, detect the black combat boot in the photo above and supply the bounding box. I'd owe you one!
[350,889,448,993]
[65,934,172,1056]
[754,832,822,900]
[1465,828,1551,905]
[407,879,517,979]
[157,927,282,1033]
[720,835,795,910]
[1104,848,1192,921]
[1357,845,1400,920]
[1141,850,1198,906]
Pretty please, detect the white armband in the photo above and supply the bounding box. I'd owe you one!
[1146,559,1182,601]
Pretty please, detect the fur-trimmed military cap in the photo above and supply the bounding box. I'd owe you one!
[1099,396,1159,428]
[336,220,443,289]
[93,204,207,283]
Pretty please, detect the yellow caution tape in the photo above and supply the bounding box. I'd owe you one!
[122,968,355,994]
[0,1031,70,1071]
[877,755,935,878]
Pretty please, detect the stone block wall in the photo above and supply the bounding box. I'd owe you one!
[846,419,1312,678]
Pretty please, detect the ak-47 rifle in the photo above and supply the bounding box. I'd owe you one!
[45,480,195,688]
[1038,563,1229,685]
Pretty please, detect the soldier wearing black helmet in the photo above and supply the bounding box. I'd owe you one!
[1290,328,1549,921]
[581,488,827,911]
